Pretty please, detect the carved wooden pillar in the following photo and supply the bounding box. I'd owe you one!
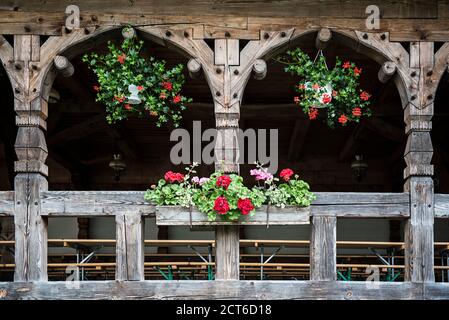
[11,35,49,281]
[403,42,435,283]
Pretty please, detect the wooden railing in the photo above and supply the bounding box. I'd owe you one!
[1,190,449,299]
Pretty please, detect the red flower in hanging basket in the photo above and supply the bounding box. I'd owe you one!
[137,86,144,91]
[308,107,319,120]
[294,96,300,103]
[360,91,371,101]
[280,168,294,182]
[352,107,362,117]
[312,83,321,90]
[117,53,126,64]
[321,93,332,104]
[343,61,351,69]
[354,67,362,76]
[216,175,232,190]
[159,92,167,99]
[162,81,173,91]
[237,198,255,215]
[124,104,132,111]
[214,196,230,215]
[114,95,125,103]
[338,114,348,125]
[93,85,100,92]
[173,95,182,104]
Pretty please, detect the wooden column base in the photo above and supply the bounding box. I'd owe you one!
[215,225,240,280]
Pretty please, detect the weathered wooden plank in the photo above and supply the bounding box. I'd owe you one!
[435,194,449,218]
[0,280,432,300]
[0,191,15,215]
[215,226,239,280]
[0,1,438,18]
[310,216,336,281]
[404,177,435,282]
[14,174,48,281]
[41,191,155,216]
[156,205,310,226]
[40,191,411,218]
[115,212,145,281]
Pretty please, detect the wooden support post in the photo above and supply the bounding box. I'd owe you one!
[115,212,145,281]
[252,59,267,80]
[403,42,435,283]
[215,225,240,280]
[11,35,49,282]
[310,215,336,281]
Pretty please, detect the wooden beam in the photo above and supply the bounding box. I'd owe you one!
[435,194,449,218]
[288,119,310,161]
[39,191,410,218]
[1,280,444,300]
[53,55,74,77]
[378,61,397,84]
[310,215,336,281]
[0,192,14,216]
[187,58,202,79]
[252,59,267,80]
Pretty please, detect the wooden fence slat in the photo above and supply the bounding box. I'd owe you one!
[310,215,336,281]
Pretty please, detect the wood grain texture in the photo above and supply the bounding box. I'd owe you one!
[0,280,440,300]
[404,177,435,282]
[0,191,15,215]
[310,216,336,281]
[115,212,145,281]
[215,226,239,280]
[435,194,449,218]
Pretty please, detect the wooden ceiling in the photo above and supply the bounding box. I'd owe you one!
[1,31,449,192]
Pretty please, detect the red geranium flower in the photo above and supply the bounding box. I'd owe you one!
[114,95,125,103]
[137,86,144,91]
[308,107,319,120]
[294,96,300,103]
[332,90,338,97]
[93,85,100,92]
[164,171,185,183]
[162,81,173,91]
[159,92,167,99]
[321,93,332,104]
[216,175,232,190]
[173,95,182,104]
[338,114,348,125]
[352,107,362,117]
[124,104,132,111]
[312,83,320,90]
[279,168,294,182]
[297,84,306,90]
[237,198,254,215]
[214,196,230,215]
[343,61,351,69]
[360,91,371,101]
[354,67,362,76]
[117,53,126,64]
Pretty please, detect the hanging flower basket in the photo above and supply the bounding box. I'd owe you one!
[144,163,315,224]
[82,27,192,127]
[278,48,372,128]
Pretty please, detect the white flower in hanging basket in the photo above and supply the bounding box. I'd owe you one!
[304,82,333,109]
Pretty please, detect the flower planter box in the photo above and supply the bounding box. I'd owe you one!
[155,205,310,226]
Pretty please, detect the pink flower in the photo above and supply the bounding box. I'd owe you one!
[137,86,144,91]
[312,84,320,90]
[191,176,200,184]
[321,93,332,104]
[250,169,273,182]
[294,96,300,103]
[199,177,209,185]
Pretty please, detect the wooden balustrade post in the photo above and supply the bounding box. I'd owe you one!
[11,35,49,281]
[310,215,337,281]
[403,42,435,282]
[115,212,145,281]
